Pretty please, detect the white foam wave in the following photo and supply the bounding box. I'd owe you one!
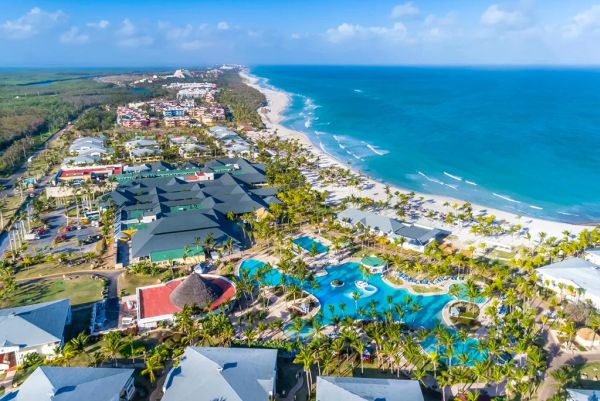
[443,172,463,182]
[366,144,389,156]
[304,119,313,128]
[445,184,458,190]
[418,171,445,186]
[492,193,521,204]
[558,211,578,217]
[529,205,543,210]
[465,180,477,186]
[353,89,363,93]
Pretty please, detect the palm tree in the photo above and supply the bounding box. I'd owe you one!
[294,345,315,394]
[352,339,366,374]
[101,331,122,367]
[142,355,163,384]
[70,332,90,361]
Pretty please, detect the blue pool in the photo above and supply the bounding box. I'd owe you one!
[239,259,487,364]
[292,236,329,254]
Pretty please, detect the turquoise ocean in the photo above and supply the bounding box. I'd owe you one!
[251,66,600,224]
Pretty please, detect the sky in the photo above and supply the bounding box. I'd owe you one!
[2,0,600,66]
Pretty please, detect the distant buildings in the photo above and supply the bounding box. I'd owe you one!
[64,135,113,166]
[125,138,162,161]
[536,257,600,309]
[161,347,277,401]
[1,366,135,401]
[316,377,424,401]
[0,299,71,371]
[337,208,449,252]
[209,126,255,158]
[117,105,159,129]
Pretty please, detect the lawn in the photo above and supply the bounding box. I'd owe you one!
[2,276,105,308]
[15,260,92,280]
[412,285,443,294]
[118,272,161,296]
[577,362,600,390]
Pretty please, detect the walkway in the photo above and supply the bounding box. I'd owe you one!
[282,373,305,401]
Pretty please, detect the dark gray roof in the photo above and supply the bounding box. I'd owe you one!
[316,376,424,401]
[131,210,243,259]
[162,347,277,401]
[337,208,448,245]
[1,366,134,401]
[0,299,70,349]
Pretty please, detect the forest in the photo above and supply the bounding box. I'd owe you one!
[0,71,155,176]
[216,70,266,129]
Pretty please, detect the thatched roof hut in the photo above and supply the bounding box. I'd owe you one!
[169,273,222,309]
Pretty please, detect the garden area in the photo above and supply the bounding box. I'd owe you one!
[448,301,481,328]
[1,276,105,308]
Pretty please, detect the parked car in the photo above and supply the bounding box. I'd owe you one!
[55,234,68,243]
[24,233,40,241]
[63,225,76,232]
[34,228,47,236]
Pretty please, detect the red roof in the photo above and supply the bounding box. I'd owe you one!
[138,276,235,320]
[59,165,122,178]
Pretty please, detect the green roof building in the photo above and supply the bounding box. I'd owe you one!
[150,245,205,264]
[360,256,388,274]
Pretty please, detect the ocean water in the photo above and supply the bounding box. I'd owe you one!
[251,66,600,224]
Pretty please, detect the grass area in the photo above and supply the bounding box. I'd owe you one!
[383,274,404,287]
[577,362,600,390]
[412,285,443,294]
[1,276,105,308]
[118,272,161,296]
[14,261,92,280]
[0,194,25,233]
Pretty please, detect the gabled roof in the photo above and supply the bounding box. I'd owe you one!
[567,388,600,401]
[536,257,600,299]
[316,377,424,401]
[1,366,133,401]
[0,299,70,350]
[162,347,277,401]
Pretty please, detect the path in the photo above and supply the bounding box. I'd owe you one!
[282,373,305,401]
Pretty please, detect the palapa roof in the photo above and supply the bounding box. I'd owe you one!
[169,273,222,309]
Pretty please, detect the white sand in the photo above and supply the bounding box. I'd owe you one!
[240,70,594,250]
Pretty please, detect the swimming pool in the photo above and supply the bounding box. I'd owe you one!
[292,236,329,254]
[241,260,466,328]
[239,259,487,363]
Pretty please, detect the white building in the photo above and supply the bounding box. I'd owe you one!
[0,299,71,371]
[536,257,600,309]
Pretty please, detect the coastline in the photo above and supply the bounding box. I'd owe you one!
[240,69,594,249]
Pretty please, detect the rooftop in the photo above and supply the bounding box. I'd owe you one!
[0,299,70,350]
[161,346,277,401]
[316,376,424,401]
[0,366,133,401]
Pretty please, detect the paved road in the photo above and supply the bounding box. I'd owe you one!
[0,124,70,195]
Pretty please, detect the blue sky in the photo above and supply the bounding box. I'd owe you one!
[2,0,600,66]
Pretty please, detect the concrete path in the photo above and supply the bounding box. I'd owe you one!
[282,373,305,401]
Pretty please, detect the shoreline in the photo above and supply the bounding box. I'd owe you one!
[240,69,595,249]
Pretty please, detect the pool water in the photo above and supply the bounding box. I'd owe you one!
[239,259,487,364]
[292,236,329,254]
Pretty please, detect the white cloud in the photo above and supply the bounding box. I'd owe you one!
[60,27,89,44]
[391,2,420,19]
[116,18,153,48]
[217,21,230,30]
[1,7,66,39]
[480,4,527,28]
[424,12,457,27]
[87,20,109,29]
[325,22,408,43]
[563,5,600,39]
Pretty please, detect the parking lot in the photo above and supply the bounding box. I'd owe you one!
[22,207,102,256]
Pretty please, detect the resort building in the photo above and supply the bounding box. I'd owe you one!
[105,159,277,264]
[0,299,71,371]
[65,135,113,166]
[161,346,277,401]
[360,255,388,274]
[1,366,135,401]
[585,248,600,265]
[135,273,236,329]
[316,376,424,401]
[337,208,449,252]
[54,164,123,182]
[567,388,600,401]
[536,257,600,309]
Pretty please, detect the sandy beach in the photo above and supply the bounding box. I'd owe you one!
[240,70,594,250]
